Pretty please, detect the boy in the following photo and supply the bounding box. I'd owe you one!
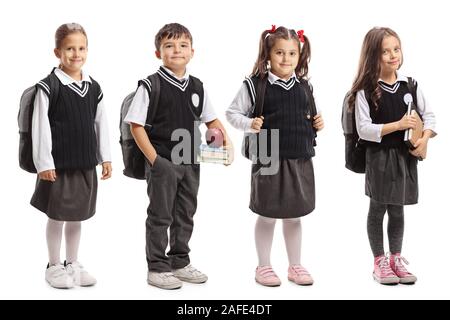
[125,23,233,290]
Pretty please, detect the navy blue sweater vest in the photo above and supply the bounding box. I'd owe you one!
[37,75,101,170]
[367,81,411,148]
[144,70,204,163]
[248,76,315,159]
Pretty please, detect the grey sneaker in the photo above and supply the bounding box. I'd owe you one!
[172,264,208,284]
[65,261,97,287]
[45,263,74,289]
[147,271,183,290]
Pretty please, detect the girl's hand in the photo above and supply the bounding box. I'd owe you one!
[397,113,417,131]
[313,114,324,131]
[101,162,112,180]
[409,137,428,159]
[251,116,264,133]
[39,170,57,182]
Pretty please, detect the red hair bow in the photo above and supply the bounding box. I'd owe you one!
[297,30,305,43]
[267,25,276,33]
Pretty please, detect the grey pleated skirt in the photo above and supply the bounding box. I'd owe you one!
[365,146,418,205]
[250,158,315,219]
[30,169,98,221]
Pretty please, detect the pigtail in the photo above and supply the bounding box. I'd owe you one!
[252,30,272,78]
[296,34,311,79]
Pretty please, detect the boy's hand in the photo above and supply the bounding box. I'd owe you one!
[410,137,428,160]
[224,142,234,166]
[149,154,158,166]
[251,116,264,133]
[101,162,112,180]
[313,114,324,131]
[39,169,57,182]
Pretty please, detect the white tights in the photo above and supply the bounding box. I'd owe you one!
[46,218,81,265]
[255,216,302,267]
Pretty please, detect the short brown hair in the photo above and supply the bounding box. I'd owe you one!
[55,23,88,48]
[154,23,193,51]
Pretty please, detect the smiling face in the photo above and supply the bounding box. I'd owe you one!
[54,32,87,78]
[156,34,194,76]
[268,38,300,80]
[380,35,402,75]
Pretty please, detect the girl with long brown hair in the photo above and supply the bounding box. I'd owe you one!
[352,27,436,285]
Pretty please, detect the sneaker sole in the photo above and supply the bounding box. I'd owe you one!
[288,277,314,286]
[79,281,97,287]
[399,276,417,285]
[255,278,281,287]
[373,273,399,285]
[174,276,208,284]
[147,279,183,290]
[46,280,74,289]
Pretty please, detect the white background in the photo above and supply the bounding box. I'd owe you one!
[0,0,448,300]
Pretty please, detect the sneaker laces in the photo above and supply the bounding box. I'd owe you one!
[393,255,411,274]
[160,272,176,278]
[184,265,203,277]
[49,265,68,279]
[377,256,396,276]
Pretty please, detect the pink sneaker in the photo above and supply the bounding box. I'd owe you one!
[288,265,314,286]
[389,253,417,284]
[255,266,281,287]
[373,255,399,285]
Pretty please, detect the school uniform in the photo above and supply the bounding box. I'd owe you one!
[124,66,217,273]
[30,68,111,221]
[355,74,437,205]
[226,71,319,219]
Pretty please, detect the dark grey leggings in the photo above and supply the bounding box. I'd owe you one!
[367,199,404,257]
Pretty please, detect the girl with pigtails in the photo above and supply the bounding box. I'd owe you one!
[226,25,324,286]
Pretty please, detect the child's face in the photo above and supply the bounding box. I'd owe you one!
[54,32,87,75]
[269,38,300,80]
[380,35,402,75]
[156,35,194,74]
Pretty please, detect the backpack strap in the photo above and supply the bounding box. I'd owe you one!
[299,79,318,145]
[138,73,160,130]
[299,79,317,119]
[253,75,268,117]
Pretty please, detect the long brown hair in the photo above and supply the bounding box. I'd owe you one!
[349,27,402,110]
[252,26,311,79]
[55,23,88,49]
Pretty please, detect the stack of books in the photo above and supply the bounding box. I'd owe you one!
[197,144,231,165]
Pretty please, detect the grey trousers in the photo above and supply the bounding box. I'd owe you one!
[145,156,200,272]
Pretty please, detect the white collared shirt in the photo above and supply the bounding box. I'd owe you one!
[355,74,437,143]
[32,68,111,173]
[226,71,321,133]
[124,66,217,126]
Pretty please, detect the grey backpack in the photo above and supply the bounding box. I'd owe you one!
[119,74,160,180]
[18,71,59,173]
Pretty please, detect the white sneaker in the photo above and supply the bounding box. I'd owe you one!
[147,271,183,290]
[65,261,97,287]
[46,263,74,289]
[172,264,208,284]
